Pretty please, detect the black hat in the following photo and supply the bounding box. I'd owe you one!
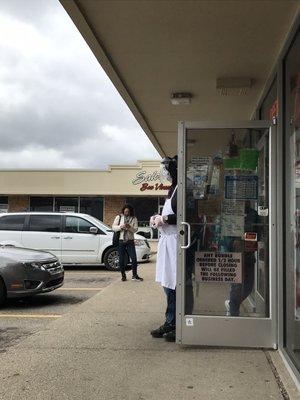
[161,155,177,169]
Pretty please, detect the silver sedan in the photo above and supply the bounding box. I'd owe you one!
[0,245,64,306]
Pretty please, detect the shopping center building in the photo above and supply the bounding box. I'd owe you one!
[59,0,300,385]
[0,160,168,236]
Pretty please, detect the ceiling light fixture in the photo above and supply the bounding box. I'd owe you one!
[216,77,253,96]
[170,92,193,105]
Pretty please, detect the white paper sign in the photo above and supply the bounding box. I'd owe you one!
[186,317,194,327]
[221,200,244,237]
[60,206,76,212]
[258,206,268,217]
[221,215,244,237]
[195,252,242,283]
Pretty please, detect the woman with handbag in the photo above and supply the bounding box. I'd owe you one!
[112,204,143,282]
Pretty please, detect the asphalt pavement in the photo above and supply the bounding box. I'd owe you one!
[0,256,299,400]
[0,267,117,353]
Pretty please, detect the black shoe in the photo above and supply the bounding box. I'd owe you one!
[151,323,174,338]
[164,330,176,342]
[132,275,143,281]
[121,274,127,281]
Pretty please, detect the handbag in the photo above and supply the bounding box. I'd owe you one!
[112,215,121,246]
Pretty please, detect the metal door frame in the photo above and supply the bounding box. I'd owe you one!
[176,120,278,348]
[253,133,269,315]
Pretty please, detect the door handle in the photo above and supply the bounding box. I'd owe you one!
[63,237,73,240]
[180,222,191,249]
[51,236,60,239]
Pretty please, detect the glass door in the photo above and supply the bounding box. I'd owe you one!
[177,121,277,348]
[255,133,270,317]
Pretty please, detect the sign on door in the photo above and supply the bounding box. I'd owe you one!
[195,252,242,283]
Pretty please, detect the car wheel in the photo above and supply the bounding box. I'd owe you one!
[103,248,130,271]
[0,278,7,307]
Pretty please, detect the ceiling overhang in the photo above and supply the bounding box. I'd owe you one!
[60,0,300,156]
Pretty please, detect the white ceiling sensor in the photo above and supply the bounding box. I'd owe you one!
[216,78,253,96]
[170,92,193,105]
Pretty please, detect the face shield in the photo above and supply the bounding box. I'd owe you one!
[160,156,177,183]
[160,164,172,182]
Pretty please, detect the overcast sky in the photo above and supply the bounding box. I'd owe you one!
[0,0,159,169]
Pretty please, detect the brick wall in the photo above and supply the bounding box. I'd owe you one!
[9,196,30,212]
[103,196,125,226]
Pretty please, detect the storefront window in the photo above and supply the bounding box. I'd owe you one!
[126,196,160,239]
[125,197,159,226]
[30,196,54,211]
[0,196,9,212]
[54,197,78,213]
[284,28,300,373]
[30,196,104,220]
[79,197,103,221]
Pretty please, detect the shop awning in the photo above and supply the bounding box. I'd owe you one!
[60,0,299,156]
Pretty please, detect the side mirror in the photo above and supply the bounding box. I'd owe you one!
[90,227,98,235]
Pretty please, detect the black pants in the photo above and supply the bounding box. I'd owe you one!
[118,240,138,276]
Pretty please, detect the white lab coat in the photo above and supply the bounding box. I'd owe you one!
[155,188,177,290]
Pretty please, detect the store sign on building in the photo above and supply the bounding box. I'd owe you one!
[132,170,170,192]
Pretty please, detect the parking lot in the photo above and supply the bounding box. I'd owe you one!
[0,266,118,353]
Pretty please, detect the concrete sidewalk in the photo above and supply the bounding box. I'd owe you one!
[0,260,299,400]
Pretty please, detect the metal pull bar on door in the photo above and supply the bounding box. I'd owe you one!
[180,222,191,249]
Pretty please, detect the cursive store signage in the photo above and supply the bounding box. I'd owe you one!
[132,170,170,192]
[140,182,170,191]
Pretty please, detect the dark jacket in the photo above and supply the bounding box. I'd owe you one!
[165,185,177,225]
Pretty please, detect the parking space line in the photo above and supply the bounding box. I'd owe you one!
[0,314,61,319]
[64,272,112,275]
[57,287,102,291]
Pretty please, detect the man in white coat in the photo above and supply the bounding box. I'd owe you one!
[150,156,178,342]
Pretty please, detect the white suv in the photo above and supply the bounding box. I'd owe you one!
[0,212,151,271]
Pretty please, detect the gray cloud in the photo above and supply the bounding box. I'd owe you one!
[0,0,159,168]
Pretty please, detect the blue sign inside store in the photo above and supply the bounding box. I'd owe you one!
[225,175,258,200]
